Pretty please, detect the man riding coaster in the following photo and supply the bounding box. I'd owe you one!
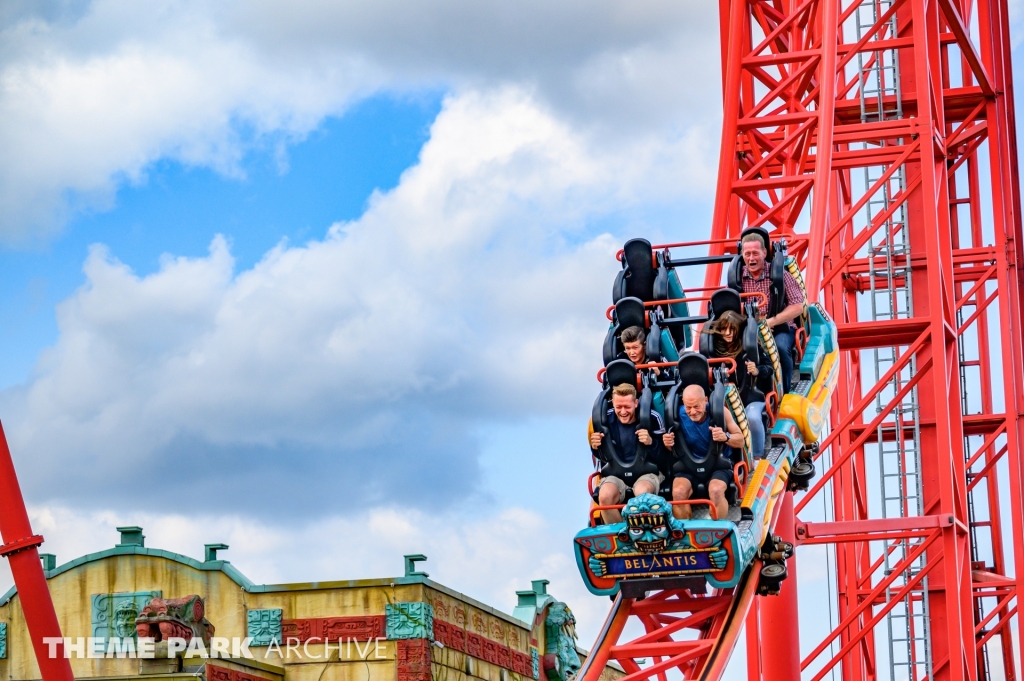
[662,384,743,521]
[737,231,805,393]
[589,383,668,525]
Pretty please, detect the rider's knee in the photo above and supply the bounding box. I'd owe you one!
[672,478,692,499]
[598,482,621,505]
[708,480,727,498]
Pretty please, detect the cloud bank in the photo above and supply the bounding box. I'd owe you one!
[0,0,721,240]
[2,89,716,514]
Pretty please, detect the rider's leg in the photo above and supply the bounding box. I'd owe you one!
[746,401,766,459]
[633,473,662,497]
[672,476,694,519]
[598,478,626,524]
[708,478,730,521]
[774,327,796,393]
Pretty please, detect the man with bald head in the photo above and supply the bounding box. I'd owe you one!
[662,385,743,520]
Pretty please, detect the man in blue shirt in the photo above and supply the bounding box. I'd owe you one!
[589,383,666,523]
[662,384,743,520]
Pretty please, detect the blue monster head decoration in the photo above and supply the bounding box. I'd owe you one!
[618,493,688,554]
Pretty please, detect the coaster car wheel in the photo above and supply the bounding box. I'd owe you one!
[788,459,816,491]
[758,562,788,595]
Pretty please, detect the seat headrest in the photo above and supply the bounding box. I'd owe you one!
[619,239,657,302]
[605,359,638,390]
[613,297,647,330]
[738,227,774,256]
[727,254,743,292]
[709,288,742,318]
[676,351,710,395]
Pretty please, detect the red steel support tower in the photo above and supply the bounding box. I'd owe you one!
[705,0,1024,679]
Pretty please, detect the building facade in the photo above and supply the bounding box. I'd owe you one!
[0,528,619,681]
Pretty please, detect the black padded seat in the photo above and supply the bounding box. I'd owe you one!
[605,358,639,390]
[710,288,742,317]
[613,239,657,303]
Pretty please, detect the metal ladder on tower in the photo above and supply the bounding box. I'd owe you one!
[854,2,933,679]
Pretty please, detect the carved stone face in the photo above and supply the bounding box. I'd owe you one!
[623,513,670,554]
[113,601,139,638]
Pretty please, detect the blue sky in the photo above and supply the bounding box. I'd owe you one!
[0,94,442,388]
[1,2,1022,675]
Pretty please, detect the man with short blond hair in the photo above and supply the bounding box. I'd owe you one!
[589,382,666,524]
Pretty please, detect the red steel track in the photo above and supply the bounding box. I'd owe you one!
[582,0,1024,679]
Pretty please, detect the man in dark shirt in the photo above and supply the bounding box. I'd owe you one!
[738,232,805,393]
[589,383,666,524]
[662,385,743,520]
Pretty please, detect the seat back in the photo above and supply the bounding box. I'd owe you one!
[605,358,639,390]
[613,239,657,303]
[602,297,648,365]
[645,314,681,367]
[741,301,760,359]
[699,288,743,358]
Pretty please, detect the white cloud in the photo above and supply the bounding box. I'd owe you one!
[1,88,715,514]
[0,0,721,240]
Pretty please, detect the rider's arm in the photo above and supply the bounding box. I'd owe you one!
[724,410,744,449]
[767,272,806,327]
[754,348,775,395]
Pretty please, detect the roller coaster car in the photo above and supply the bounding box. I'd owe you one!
[575,282,840,598]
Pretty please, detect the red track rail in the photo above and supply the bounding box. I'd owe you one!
[583,0,1023,679]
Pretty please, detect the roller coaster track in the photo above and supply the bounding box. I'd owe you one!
[581,0,1024,680]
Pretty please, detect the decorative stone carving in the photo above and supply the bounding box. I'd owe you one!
[466,632,483,658]
[0,622,7,659]
[206,664,264,681]
[542,603,580,681]
[280,616,385,643]
[247,609,282,646]
[92,591,161,641]
[135,595,215,644]
[385,603,433,641]
[432,621,465,653]
[396,639,431,681]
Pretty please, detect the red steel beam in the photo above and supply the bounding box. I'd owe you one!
[698,0,1024,679]
[0,423,73,681]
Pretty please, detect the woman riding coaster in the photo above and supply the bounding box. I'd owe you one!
[704,310,773,459]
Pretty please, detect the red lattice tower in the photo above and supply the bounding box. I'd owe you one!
[703,0,1024,680]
